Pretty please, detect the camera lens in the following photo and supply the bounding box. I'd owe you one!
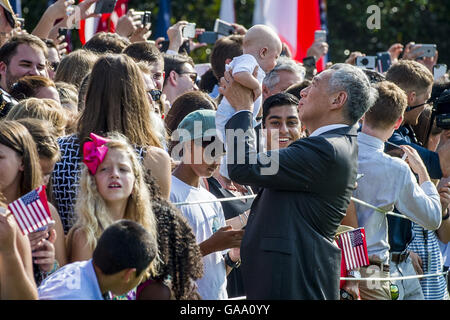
[361,58,369,66]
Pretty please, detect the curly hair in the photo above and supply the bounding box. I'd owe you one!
[144,171,204,300]
[67,132,160,277]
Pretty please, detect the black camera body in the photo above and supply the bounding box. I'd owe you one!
[434,89,450,130]
[0,95,15,118]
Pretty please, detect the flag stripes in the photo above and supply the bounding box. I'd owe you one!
[337,227,369,271]
[7,186,53,236]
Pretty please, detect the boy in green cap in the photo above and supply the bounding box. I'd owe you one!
[170,109,246,300]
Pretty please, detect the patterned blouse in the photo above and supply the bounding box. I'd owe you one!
[51,134,146,234]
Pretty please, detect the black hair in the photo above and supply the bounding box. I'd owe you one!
[163,53,195,86]
[144,172,203,299]
[262,92,299,124]
[123,41,163,65]
[93,220,157,276]
[83,32,130,54]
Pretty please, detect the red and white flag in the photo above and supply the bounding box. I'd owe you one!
[252,0,325,71]
[79,0,129,45]
[7,186,53,236]
[337,227,370,271]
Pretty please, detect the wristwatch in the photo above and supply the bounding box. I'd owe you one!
[347,270,361,279]
[224,252,241,269]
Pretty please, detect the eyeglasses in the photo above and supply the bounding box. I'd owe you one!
[178,71,198,84]
[47,61,59,72]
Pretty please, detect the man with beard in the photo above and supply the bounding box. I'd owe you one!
[0,33,48,116]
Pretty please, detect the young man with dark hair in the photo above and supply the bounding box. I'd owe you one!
[83,32,130,55]
[0,33,48,117]
[38,220,157,300]
[123,41,165,90]
[0,33,48,95]
[162,53,198,105]
[354,80,442,300]
[262,92,302,151]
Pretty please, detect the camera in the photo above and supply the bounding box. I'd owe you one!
[214,19,235,36]
[94,0,118,14]
[141,11,151,25]
[150,89,162,102]
[182,23,196,39]
[197,31,218,44]
[356,56,377,70]
[433,89,450,130]
[0,93,16,118]
[411,44,437,59]
[314,30,327,43]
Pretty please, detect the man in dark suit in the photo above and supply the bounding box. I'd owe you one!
[219,63,378,299]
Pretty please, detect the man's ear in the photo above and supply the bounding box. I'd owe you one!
[168,70,178,86]
[406,91,416,107]
[330,91,348,110]
[0,61,7,77]
[394,115,404,130]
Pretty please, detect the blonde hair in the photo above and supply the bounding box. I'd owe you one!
[67,132,159,276]
[5,98,68,137]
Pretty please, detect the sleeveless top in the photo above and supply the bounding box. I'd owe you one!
[51,134,146,234]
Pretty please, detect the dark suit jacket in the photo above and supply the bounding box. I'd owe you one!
[225,111,358,300]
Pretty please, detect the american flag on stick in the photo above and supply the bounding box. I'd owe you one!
[337,227,369,271]
[7,185,53,236]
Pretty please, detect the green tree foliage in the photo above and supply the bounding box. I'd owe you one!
[327,0,450,65]
[20,0,448,65]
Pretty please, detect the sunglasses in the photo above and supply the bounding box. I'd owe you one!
[47,61,59,72]
[405,98,432,112]
[178,71,198,84]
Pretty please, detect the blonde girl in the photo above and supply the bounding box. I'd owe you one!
[67,132,159,279]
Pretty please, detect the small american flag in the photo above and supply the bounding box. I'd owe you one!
[337,227,369,271]
[7,186,53,236]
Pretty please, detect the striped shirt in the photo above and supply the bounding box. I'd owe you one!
[407,222,449,300]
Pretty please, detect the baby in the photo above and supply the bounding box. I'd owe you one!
[215,24,282,179]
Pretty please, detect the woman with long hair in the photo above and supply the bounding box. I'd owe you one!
[0,120,66,285]
[52,53,172,234]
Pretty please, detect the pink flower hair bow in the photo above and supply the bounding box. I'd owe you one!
[83,133,110,175]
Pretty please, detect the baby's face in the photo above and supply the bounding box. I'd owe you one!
[259,43,282,73]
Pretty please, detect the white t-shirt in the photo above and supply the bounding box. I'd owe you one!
[215,54,265,143]
[216,54,266,179]
[170,175,228,300]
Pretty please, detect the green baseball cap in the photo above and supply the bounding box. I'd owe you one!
[175,109,218,143]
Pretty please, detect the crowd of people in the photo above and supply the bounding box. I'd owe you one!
[0,0,450,301]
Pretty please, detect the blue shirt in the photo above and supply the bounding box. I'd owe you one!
[354,132,441,262]
[38,260,104,300]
